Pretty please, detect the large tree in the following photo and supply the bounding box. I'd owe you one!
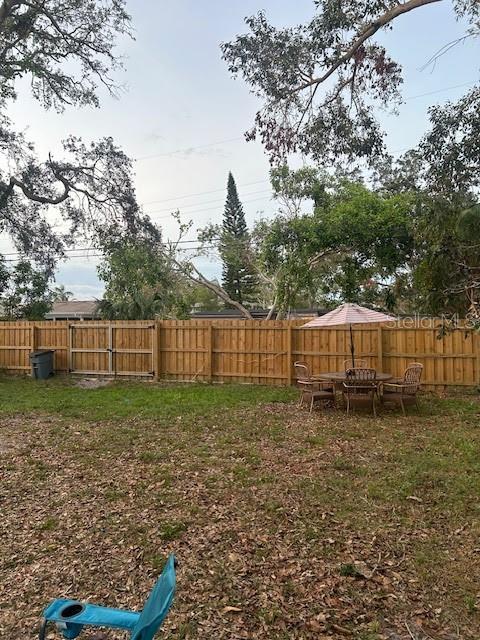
[0,259,53,319]
[0,0,146,278]
[256,172,414,316]
[222,1,479,166]
[97,222,190,320]
[220,172,257,306]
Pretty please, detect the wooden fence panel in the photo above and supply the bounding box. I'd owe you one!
[0,319,478,390]
[0,322,31,372]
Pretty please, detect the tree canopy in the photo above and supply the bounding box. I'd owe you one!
[222,1,480,166]
[255,172,414,315]
[97,223,190,320]
[0,0,147,280]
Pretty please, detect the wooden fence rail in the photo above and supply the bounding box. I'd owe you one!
[0,319,479,390]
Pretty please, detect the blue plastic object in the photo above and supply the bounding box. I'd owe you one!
[40,554,176,640]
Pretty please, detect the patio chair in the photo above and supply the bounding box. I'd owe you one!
[294,361,335,412]
[381,363,423,415]
[343,368,378,416]
[343,358,367,370]
[39,554,176,640]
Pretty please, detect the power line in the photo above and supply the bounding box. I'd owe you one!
[148,194,273,220]
[133,81,478,166]
[135,136,244,161]
[144,188,272,215]
[404,80,476,101]
[4,245,216,263]
[141,178,270,206]
[2,239,217,258]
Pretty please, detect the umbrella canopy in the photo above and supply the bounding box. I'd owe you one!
[301,303,395,328]
[301,303,396,368]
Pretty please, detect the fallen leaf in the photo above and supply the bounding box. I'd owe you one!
[353,561,374,579]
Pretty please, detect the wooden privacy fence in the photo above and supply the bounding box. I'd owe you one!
[0,319,479,390]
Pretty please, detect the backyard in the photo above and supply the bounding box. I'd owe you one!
[0,377,479,640]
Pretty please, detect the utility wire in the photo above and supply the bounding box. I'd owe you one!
[148,194,272,220]
[2,239,217,258]
[135,136,244,161]
[141,178,270,206]
[3,245,216,263]
[144,188,272,215]
[404,80,476,101]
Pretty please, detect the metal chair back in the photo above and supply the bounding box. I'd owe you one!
[294,361,311,383]
[343,358,367,370]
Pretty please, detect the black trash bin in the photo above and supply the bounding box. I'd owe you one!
[30,350,55,379]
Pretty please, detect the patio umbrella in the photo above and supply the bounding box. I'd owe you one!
[301,303,395,367]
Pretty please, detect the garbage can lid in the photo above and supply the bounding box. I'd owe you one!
[30,350,55,358]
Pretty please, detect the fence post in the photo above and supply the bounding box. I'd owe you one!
[377,325,383,371]
[152,321,158,380]
[154,321,161,380]
[476,330,480,387]
[286,323,293,386]
[206,324,213,383]
[30,323,37,374]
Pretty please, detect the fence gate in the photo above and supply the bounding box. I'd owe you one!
[69,323,156,377]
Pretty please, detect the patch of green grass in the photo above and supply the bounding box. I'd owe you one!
[104,488,126,502]
[355,622,381,640]
[138,451,164,464]
[332,456,355,472]
[231,464,253,485]
[339,563,359,577]
[39,516,58,531]
[465,594,477,614]
[0,376,295,421]
[159,520,187,541]
[305,434,326,447]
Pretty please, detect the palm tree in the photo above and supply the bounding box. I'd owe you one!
[53,284,73,302]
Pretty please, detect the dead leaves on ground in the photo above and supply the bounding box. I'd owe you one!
[1,401,479,639]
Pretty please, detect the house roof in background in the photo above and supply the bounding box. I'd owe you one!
[46,300,99,318]
[191,309,328,320]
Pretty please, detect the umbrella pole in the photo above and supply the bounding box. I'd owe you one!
[350,324,355,367]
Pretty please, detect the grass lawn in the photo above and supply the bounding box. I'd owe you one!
[0,377,479,639]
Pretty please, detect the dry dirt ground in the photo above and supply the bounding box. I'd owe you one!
[0,378,479,639]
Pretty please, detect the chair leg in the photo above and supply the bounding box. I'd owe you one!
[298,392,304,407]
[309,395,314,413]
[346,396,350,415]
[39,619,48,640]
[372,394,377,417]
[400,397,406,416]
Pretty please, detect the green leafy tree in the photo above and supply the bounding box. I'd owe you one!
[222,1,479,166]
[97,224,190,320]
[377,140,480,317]
[0,0,149,276]
[220,173,257,306]
[188,283,223,313]
[412,195,480,318]
[255,170,414,316]
[0,259,53,319]
[53,285,73,302]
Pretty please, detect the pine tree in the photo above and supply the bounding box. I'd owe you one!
[220,172,257,306]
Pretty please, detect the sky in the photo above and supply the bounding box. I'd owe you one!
[3,0,479,298]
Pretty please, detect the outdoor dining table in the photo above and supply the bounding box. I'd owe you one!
[314,371,393,384]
